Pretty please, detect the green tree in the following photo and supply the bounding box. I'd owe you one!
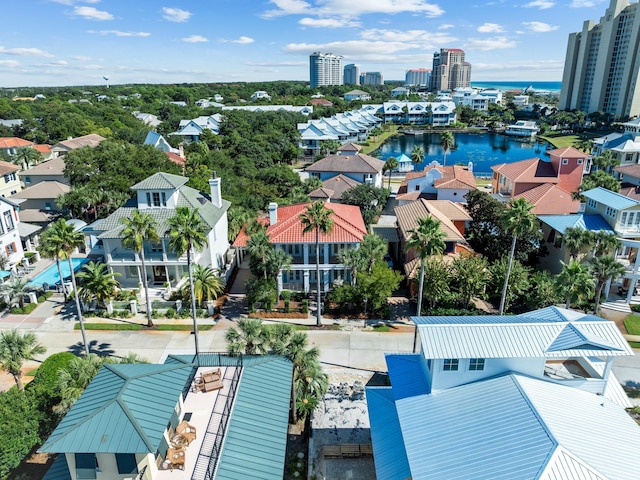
[339,247,362,286]
[356,261,403,315]
[405,216,446,317]
[383,157,399,190]
[166,207,209,360]
[341,184,389,227]
[56,354,105,412]
[121,209,159,327]
[13,146,41,170]
[247,229,272,279]
[264,247,293,287]
[489,258,531,313]
[590,256,626,314]
[420,256,453,310]
[45,219,89,354]
[557,260,595,309]
[451,253,488,309]
[499,198,537,315]
[410,145,424,167]
[439,131,454,166]
[0,277,31,309]
[39,228,69,300]
[358,233,388,273]
[591,230,621,257]
[0,330,46,390]
[76,261,120,310]
[301,201,334,327]
[562,226,592,261]
[575,170,621,197]
[179,264,224,307]
[225,317,270,355]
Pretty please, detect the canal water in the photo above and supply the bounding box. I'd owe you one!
[374,132,550,177]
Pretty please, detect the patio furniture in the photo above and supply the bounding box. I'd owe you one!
[166,447,186,471]
[195,369,223,392]
[170,433,188,448]
[175,420,197,445]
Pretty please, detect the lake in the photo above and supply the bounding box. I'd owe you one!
[374,132,550,177]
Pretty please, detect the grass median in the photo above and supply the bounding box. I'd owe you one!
[74,323,215,331]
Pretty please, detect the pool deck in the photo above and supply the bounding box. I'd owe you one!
[26,256,89,288]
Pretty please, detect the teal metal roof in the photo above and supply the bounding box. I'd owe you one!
[537,214,614,235]
[41,455,71,480]
[214,356,293,480]
[40,364,193,454]
[366,387,412,480]
[582,187,640,210]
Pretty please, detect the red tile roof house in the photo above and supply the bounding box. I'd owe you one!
[490,147,589,214]
[397,162,477,204]
[232,202,367,294]
[0,137,34,156]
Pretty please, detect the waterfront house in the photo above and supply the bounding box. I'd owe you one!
[40,354,293,480]
[504,120,539,138]
[382,101,457,125]
[232,202,367,293]
[366,306,638,480]
[397,162,476,204]
[88,172,231,288]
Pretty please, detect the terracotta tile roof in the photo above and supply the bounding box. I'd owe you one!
[400,165,476,192]
[310,99,333,106]
[307,153,385,174]
[395,199,466,243]
[0,160,19,175]
[33,144,52,154]
[514,184,580,215]
[0,137,33,149]
[491,157,558,183]
[548,146,590,158]
[232,202,366,247]
[398,170,425,194]
[166,151,186,167]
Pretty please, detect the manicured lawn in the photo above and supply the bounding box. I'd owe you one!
[629,341,640,349]
[372,324,391,332]
[361,126,399,155]
[538,133,580,149]
[624,314,640,335]
[74,323,214,331]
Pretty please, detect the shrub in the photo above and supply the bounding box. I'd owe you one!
[301,299,308,313]
[10,303,38,314]
[24,251,36,258]
[166,307,176,319]
[631,304,640,313]
[27,352,76,420]
[280,290,292,302]
[37,295,46,303]
[284,300,290,313]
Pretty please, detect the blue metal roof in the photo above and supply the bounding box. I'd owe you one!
[386,354,431,399]
[582,187,640,210]
[395,375,556,480]
[41,455,71,480]
[537,214,615,235]
[214,356,293,480]
[40,364,193,454]
[143,130,161,146]
[366,387,412,480]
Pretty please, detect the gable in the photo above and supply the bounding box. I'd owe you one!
[546,324,621,353]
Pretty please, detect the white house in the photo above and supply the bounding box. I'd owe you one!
[366,306,639,480]
[398,161,476,203]
[0,197,24,268]
[504,120,539,138]
[344,90,371,102]
[593,118,640,167]
[89,172,231,288]
[250,91,271,101]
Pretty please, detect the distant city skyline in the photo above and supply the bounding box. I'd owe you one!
[0,0,611,87]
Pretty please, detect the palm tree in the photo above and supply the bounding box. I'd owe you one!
[56,354,105,412]
[76,261,121,311]
[1,277,31,309]
[557,260,595,309]
[247,229,272,279]
[13,146,41,170]
[0,330,46,390]
[225,318,270,355]
[265,247,293,289]
[406,216,446,318]
[301,201,334,327]
[46,219,89,354]
[410,145,424,167]
[339,247,362,286]
[39,229,68,301]
[179,264,224,307]
[383,157,399,190]
[590,256,626,314]
[440,131,454,167]
[166,207,209,361]
[120,210,159,328]
[592,230,621,257]
[499,198,537,315]
[359,233,388,273]
[562,226,592,261]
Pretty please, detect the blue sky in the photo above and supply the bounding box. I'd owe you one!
[0,0,611,87]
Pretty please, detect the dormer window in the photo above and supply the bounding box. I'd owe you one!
[146,192,167,207]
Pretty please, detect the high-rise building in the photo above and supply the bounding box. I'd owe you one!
[344,64,360,85]
[360,72,384,86]
[560,0,640,118]
[309,52,343,88]
[405,68,431,86]
[430,48,471,91]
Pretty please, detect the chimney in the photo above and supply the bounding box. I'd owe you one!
[178,143,185,159]
[269,202,278,225]
[208,172,222,208]
[468,161,473,173]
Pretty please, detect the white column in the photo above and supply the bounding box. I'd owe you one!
[277,271,283,297]
[303,270,310,294]
[323,269,330,293]
[323,243,329,265]
[303,244,309,265]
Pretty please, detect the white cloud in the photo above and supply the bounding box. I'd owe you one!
[360,28,457,45]
[299,17,361,28]
[477,23,504,33]
[0,60,21,67]
[72,55,92,61]
[0,47,55,57]
[524,0,555,9]
[71,6,114,20]
[182,35,208,43]
[262,0,444,19]
[464,36,517,51]
[439,24,454,30]
[162,7,192,22]
[230,36,255,44]
[88,30,151,37]
[522,21,559,32]
[570,0,596,6]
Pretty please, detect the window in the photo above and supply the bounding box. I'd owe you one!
[3,211,14,231]
[128,266,138,277]
[4,173,16,183]
[588,199,597,209]
[25,176,31,185]
[469,358,485,371]
[562,158,569,165]
[577,159,583,165]
[75,453,97,480]
[45,202,52,211]
[161,192,167,206]
[605,207,616,218]
[153,192,161,207]
[5,243,17,256]
[115,453,138,475]
[146,192,152,207]
[443,359,459,371]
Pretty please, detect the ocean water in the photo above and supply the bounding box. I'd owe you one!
[470,81,562,92]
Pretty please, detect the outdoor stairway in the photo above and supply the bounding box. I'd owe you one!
[191,368,241,480]
[600,301,632,313]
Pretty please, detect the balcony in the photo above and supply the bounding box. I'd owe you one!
[108,249,186,263]
[291,255,342,265]
[543,359,606,395]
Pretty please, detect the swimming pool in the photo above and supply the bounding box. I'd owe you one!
[29,258,90,288]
